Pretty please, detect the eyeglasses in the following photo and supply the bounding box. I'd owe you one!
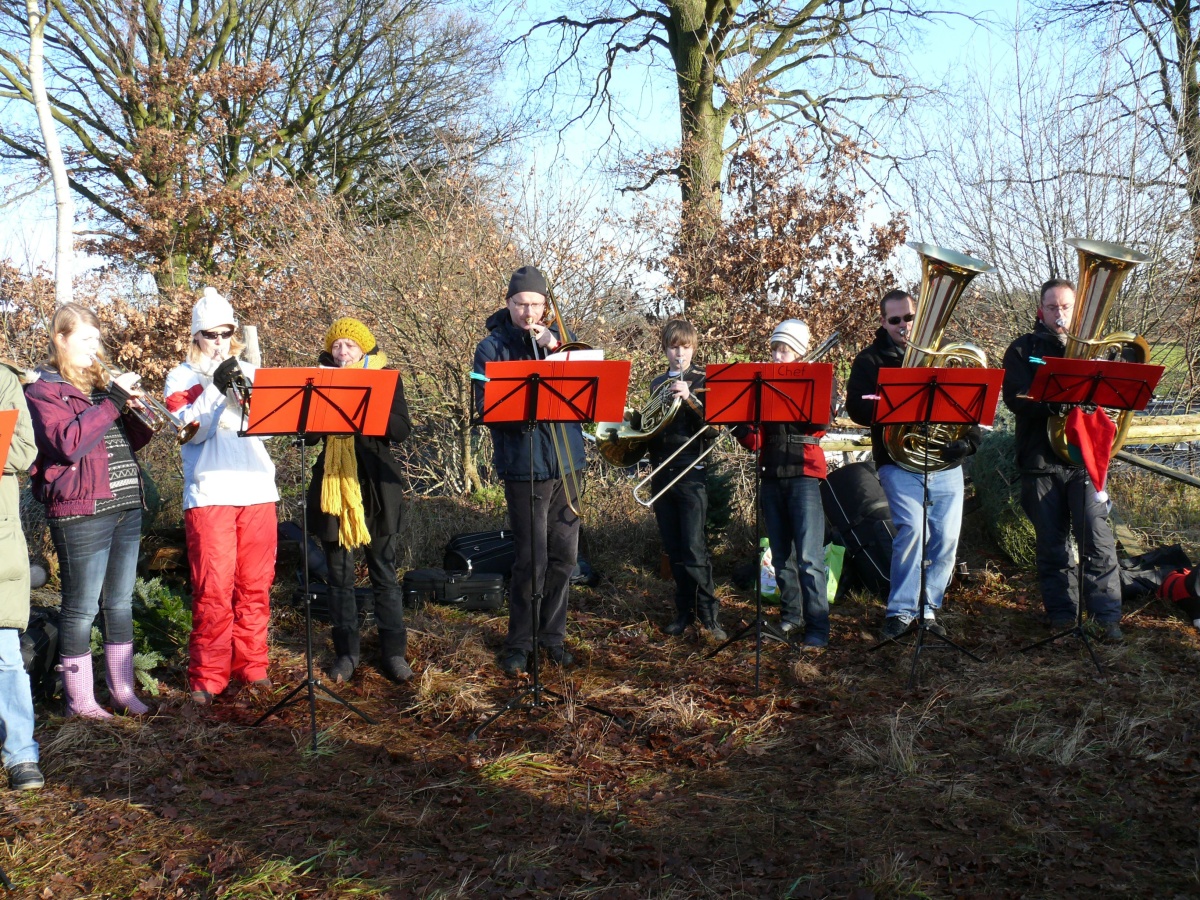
[199,328,234,341]
[886,313,915,326]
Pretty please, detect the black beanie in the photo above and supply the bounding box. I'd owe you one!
[506,265,548,299]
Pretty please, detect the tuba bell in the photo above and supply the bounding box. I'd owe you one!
[883,243,994,473]
[1047,238,1151,463]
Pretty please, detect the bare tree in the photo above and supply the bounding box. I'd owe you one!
[0,0,511,288]
[519,0,935,302]
[21,0,72,304]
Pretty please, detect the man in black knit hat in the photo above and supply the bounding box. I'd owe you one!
[473,266,586,675]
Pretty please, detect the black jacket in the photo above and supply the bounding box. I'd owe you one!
[845,327,906,469]
[472,308,586,482]
[307,361,412,543]
[1002,320,1072,473]
[645,366,714,472]
[846,327,979,470]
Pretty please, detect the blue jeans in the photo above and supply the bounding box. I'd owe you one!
[50,508,142,657]
[878,464,963,621]
[0,628,38,769]
[761,475,829,643]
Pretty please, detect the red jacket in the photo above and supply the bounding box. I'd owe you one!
[25,368,154,517]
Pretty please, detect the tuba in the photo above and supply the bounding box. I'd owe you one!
[1047,238,1151,463]
[883,243,994,473]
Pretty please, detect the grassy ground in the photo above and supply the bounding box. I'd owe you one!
[4,518,1200,899]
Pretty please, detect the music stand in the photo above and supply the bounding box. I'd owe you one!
[869,366,1003,689]
[704,362,834,692]
[1018,356,1163,674]
[244,366,399,750]
[468,358,631,741]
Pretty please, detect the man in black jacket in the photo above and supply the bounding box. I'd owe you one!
[846,289,977,640]
[473,266,586,675]
[1001,278,1123,640]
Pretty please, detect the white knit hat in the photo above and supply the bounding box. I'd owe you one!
[191,287,238,335]
[769,319,811,357]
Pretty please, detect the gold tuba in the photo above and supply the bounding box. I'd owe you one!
[883,243,994,473]
[1047,238,1151,463]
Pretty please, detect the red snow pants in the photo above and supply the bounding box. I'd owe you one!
[184,503,278,693]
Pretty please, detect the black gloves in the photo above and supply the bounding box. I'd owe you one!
[107,379,134,412]
[213,357,241,394]
[942,440,971,462]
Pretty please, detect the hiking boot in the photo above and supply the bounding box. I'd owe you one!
[922,614,947,638]
[545,646,576,667]
[879,616,911,641]
[1095,621,1125,643]
[663,613,693,636]
[325,656,356,684]
[8,762,44,791]
[498,649,528,676]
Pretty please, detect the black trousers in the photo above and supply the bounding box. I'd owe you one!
[651,468,718,621]
[322,532,406,641]
[1020,466,1122,624]
[504,477,580,652]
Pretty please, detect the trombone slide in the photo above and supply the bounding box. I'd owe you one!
[632,427,721,508]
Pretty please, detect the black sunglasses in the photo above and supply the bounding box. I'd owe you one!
[200,328,235,340]
[886,313,915,326]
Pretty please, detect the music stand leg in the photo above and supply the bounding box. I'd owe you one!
[706,412,793,689]
[468,418,626,741]
[0,864,12,891]
[1020,553,1105,677]
[254,435,377,750]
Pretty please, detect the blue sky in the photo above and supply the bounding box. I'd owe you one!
[0,0,1025,275]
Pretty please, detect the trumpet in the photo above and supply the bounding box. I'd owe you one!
[95,358,200,444]
[631,330,842,508]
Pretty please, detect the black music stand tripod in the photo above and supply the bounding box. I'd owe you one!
[245,373,399,749]
[706,364,831,692]
[1018,357,1162,675]
[467,363,628,741]
[868,367,998,689]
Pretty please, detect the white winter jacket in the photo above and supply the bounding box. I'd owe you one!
[164,359,279,510]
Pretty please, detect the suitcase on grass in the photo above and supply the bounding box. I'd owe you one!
[404,567,505,611]
[443,530,515,578]
[821,461,896,598]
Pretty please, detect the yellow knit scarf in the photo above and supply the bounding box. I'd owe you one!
[321,351,388,548]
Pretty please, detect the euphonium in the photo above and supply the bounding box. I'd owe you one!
[95,358,200,444]
[883,243,994,473]
[1047,238,1151,463]
[594,381,682,468]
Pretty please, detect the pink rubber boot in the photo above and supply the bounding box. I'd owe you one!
[104,642,151,715]
[58,653,113,719]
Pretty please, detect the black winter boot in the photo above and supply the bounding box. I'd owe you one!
[378,629,414,683]
[326,627,360,684]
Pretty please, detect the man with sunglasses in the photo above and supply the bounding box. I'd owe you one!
[846,289,979,640]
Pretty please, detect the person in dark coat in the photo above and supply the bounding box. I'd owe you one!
[472,265,585,676]
[846,290,979,641]
[307,317,414,682]
[1001,278,1123,641]
[644,319,725,641]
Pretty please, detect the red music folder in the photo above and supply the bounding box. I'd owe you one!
[874,367,1005,427]
[0,409,17,479]
[242,367,399,437]
[703,363,834,425]
[481,360,631,424]
[1026,357,1163,412]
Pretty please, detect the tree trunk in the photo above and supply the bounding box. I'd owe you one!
[667,0,733,308]
[25,0,73,305]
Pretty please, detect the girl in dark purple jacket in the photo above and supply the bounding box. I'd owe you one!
[25,304,154,718]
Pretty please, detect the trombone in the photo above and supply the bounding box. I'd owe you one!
[95,358,200,444]
[631,329,841,508]
[534,285,590,515]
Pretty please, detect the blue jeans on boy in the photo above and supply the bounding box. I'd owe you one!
[50,508,142,657]
[0,628,38,769]
[761,475,829,644]
[878,464,963,621]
